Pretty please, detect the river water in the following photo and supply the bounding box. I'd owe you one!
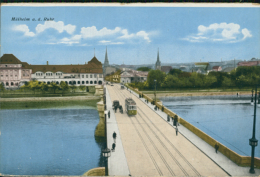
[160,95,260,158]
[0,107,105,175]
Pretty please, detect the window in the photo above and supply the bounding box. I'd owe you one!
[73,81,76,85]
[10,75,13,77]
[99,74,102,78]
[47,81,50,84]
[94,74,97,78]
[86,81,89,84]
[56,81,59,84]
[69,81,72,85]
[11,82,14,86]
[82,81,85,84]
[65,81,68,84]
[90,75,92,78]
[1,75,3,77]
[90,81,93,84]
[78,81,80,84]
[6,82,9,86]
[82,75,84,78]
[86,75,88,78]
[94,81,97,84]
[6,75,8,77]
[5,65,7,67]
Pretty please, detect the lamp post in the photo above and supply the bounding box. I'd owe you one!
[249,86,258,174]
[102,111,111,176]
[154,80,157,105]
[251,89,254,103]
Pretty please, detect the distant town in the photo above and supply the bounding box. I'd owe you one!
[0,47,259,90]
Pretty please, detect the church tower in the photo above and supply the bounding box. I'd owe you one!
[103,47,109,75]
[155,48,161,70]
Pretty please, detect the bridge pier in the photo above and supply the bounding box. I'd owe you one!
[94,85,106,138]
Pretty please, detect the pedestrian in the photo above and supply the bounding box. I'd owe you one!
[215,143,219,153]
[162,106,164,112]
[112,143,116,152]
[108,110,110,118]
[115,106,117,113]
[113,131,117,143]
[237,92,239,97]
[176,127,178,136]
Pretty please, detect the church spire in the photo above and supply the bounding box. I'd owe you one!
[104,46,109,66]
[155,48,161,71]
[157,48,160,62]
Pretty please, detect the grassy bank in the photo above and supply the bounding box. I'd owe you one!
[0,99,100,110]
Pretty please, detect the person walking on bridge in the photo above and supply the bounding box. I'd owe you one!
[108,110,110,118]
[176,127,178,136]
[113,131,117,143]
[112,143,116,152]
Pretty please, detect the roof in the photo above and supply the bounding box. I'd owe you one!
[161,66,172,73]
[237,61,260,66]
[125,98,136,105]
[1,54,103,74]
[212,66,221,69]
[0,54,22,64]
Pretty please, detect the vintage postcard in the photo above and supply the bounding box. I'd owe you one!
[0,3,259,176]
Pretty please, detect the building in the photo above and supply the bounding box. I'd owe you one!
[0,54,32,89]
[237,60,260,67]
[105,70,122,83]
[120,69,148,84]
[212,66,222,72]
[161,66,172,74]
[155,49,161,70]
[0,54,104,88]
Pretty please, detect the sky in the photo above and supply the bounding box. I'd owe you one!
[1,4,260,65]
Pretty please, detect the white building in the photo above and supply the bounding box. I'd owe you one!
[0,54,104,88]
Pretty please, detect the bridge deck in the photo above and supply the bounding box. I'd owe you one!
[106,84,228,176]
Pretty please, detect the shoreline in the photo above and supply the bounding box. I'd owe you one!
[146,91,251,98]
[0,95,101,102]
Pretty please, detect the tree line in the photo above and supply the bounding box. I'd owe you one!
[129,66,260,90]
[0,80,90,94]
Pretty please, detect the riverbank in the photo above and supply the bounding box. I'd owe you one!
[0,96,100,109]
[145,91,251,98]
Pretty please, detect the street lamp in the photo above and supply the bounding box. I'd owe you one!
[249,86,258,174]
[251,89,254,103]
[102,111,111,176]
[154,80,157,105]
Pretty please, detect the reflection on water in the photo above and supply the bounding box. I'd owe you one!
[0,108,105,175]
[161,95,260,157]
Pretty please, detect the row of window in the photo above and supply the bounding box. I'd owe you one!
[42,80,103,85]
[5,82,19,86]
[34,73,102,78]
[1,75,18,77]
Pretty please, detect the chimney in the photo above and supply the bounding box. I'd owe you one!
[47,61,49,65]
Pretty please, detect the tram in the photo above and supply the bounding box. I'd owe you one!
[125,98,137,116]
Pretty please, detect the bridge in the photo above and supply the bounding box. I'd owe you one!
[98,83,260,176]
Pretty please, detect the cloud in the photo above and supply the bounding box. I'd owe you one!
[35,21,76,35]
[119,29,151,42]
[99,40,124,45]
[183,23,252,43]
[13,24,35,37]
[80,26,121,38]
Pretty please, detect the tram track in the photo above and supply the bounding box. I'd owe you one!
[108,85,163,176]
[113,85,178,176]
[114,84,201,176]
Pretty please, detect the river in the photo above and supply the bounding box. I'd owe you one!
[0,106,105,175]
[160,95,260,158]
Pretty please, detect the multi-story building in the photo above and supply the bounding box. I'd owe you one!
[0,54,104,89]
[120,69,148,84]
[0,54,32,89]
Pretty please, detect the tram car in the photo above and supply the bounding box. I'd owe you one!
[125,98,137,115]
[121,85,124,89]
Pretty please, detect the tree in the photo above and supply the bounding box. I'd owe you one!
[40,82,49,94]
[79,85,86,92]
[222,77,235,88]
[147,70,166,89]
[162,75,179,88]
[203,75,217,88]
[49,82,59,94]
[137,67,151,72]
[27,80,41,94]
[0,82,5,93]
[168,69,182,76]
[60,81,69,94]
